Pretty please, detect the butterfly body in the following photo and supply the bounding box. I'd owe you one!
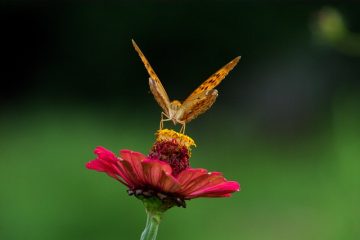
[133,39,240,133]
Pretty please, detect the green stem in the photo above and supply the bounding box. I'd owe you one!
[140,210,162,240]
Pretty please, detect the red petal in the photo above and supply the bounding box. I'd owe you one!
[86,147,129,186]
[177,168,240,199]
[94,146,118,163]
[119,150,147,185]
[142,159,181,193]
[187,181,240,198]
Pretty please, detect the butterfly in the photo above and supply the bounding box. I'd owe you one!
[132,39,240,133]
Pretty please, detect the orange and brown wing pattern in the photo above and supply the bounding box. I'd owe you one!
[132,39,171,114]
[185,56,241,101]
[176,89,219,123]
[148,77,171,115]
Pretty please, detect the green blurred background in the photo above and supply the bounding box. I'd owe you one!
[1,2,359,240]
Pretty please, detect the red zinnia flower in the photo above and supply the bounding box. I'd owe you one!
[86,129,240,209]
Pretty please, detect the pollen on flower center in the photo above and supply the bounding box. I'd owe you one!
[156,129,196,150]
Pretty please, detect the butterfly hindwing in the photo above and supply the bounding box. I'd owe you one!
[176,89,219,123]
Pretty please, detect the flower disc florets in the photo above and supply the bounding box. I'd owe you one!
[149,129,196,176]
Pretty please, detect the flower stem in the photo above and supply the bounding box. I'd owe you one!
[140,210,162,240]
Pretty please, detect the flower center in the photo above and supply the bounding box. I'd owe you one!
[148,129,196,176]
[155,129,196,149]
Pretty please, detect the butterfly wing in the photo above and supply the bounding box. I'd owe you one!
[132,39,171,114]
[148,77,171,116]
[176,56,240,123]
[176,89,218,123]
[185,56,241,101]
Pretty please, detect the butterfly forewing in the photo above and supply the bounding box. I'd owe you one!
[132,40,171,114]
[185,56,241,101]
[149,77,171,116]
[176,89,219,123]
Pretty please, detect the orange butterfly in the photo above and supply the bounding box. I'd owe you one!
[132,39,240,133]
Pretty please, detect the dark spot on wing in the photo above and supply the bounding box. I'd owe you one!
[214,73,221,78]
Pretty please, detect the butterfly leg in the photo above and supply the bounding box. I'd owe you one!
[160,112,171,130]
[180,122,186,134]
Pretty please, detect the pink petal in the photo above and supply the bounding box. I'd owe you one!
[86,147,118,173]
[142,159,181,193]
[86,147,129,186]
[94,146,118,163]
[176,168,208,186]
[116,157,142,188]
[177,168,240,199]
[187,181,240,198]
[119,150,147,185]
[178,169,223,193]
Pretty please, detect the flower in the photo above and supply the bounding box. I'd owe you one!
[86,129,240,209]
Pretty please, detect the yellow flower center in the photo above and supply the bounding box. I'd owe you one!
[156,129,196,150]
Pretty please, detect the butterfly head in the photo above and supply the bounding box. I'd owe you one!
[169,100,182,122]
[170,100,181,108]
